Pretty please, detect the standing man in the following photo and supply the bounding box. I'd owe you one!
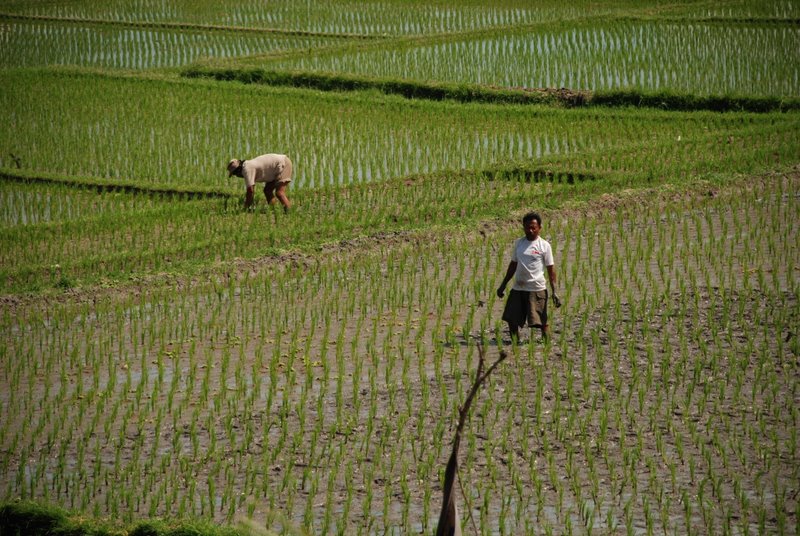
[227,153,293,212]
[497,211,561,342]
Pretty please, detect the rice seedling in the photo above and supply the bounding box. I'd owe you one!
[0,20,348,70]
[263,19,800,96]
[0,0,698,36]
[2,70,792,190]
[2,112,796,296]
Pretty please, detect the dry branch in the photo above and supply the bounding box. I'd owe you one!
[435,343,507,536]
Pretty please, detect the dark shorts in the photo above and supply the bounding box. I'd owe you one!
[502,289,548,328]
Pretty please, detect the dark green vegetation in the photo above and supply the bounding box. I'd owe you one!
[1,1,798,535]
[183,67,800,111]
[0,500,244,536]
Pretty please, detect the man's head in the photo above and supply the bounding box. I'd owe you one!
[227,159,243,177]
[522,211,542,240]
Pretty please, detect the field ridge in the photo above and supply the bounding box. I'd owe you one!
[0,169,233,200]
[182,67,800,112]
[0,12,381,40]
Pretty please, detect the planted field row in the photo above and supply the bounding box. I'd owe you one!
[2,119,797,294]
[0,180,176,227]
[9,18,794,97]
[0,173,557,293]
[1,176,797,534]
[260,21,800,97]
[2,111,797,294]
[1,71,794,191]
[0,19,348,69]
[0,0,678,36]
[531,121,800,183]
[679,0,800,19]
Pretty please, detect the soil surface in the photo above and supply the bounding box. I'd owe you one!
[1,169,798,535]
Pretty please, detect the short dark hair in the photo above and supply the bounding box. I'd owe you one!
[522,211,541,226]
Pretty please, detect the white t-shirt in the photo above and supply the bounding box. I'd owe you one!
[511,236,554,292]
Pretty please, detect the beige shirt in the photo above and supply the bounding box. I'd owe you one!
[242,154,293,188]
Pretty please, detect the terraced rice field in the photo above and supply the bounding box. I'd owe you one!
[0,1,798,535]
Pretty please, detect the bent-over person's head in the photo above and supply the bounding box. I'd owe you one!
[227,159,243,177]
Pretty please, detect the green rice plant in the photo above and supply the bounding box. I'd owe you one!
[0,20,349,69]
[262,20,800,96]
[0,0,654,36]
[2,170,799,532]
[4,70,791,191]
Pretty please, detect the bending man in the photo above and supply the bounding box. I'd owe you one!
[227,154,293,212]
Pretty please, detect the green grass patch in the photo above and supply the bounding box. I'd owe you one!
[0,500,244,536]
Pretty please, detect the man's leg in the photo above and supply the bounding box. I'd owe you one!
[275,182,291,212]
[263,182,276,205]
[533,290,549,342]
[245,186,255,210]
[507,322,520,343]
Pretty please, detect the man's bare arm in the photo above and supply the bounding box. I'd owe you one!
[497,261,517,298]
[547,264,561,307]
[244,186,255,209]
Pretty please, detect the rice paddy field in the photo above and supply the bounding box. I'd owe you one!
[1,1,799,535]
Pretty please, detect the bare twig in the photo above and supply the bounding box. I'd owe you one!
[435,343,507,536]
